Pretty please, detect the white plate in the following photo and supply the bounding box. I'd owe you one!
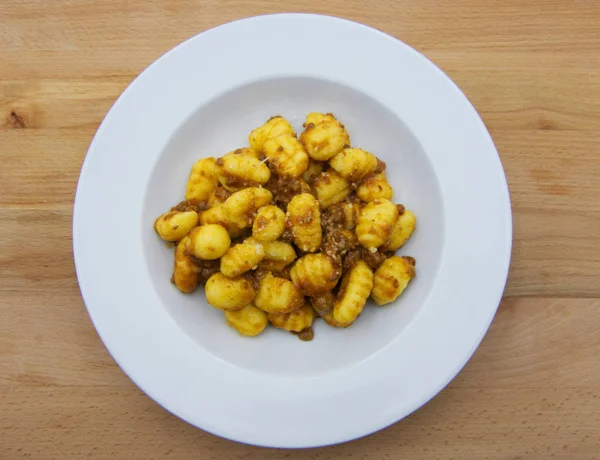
[73,14,511,448]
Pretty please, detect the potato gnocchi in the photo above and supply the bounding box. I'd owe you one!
[371,256,416,306]
[300,112,350,161]
[186,224,231,260]
[268,303,316,335]
[225,304,268,336]
[290,253,340,296]
[287,193,322,252]
[313,170,351,209]
[215,150,271,191]
[263,133,309,179]
[172,236,200,293]
[356,199,399,250]
[154,112,417,341]
[255,273,305,314]
[252,205,286,242]
[220,239,265,277]
[185,157,218,204]
[154,210,199,242]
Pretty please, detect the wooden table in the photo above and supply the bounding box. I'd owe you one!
[2,0,599,458]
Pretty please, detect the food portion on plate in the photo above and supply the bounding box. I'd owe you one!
[153,113,417,340]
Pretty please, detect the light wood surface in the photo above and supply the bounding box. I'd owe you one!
[1,0,599,458]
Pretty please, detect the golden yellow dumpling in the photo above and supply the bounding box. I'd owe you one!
[329,148,381,183]
[268,303,315,332]
[172,236,199,293]
[223,187,273,228]
[220,239,265,277]
[154,210,199,241]
[252,205,286,242]
[333,260,374,325]
[299,112,350,161]
[254,239,297,271]
[225,304,268,336]
[290,253,341,296]
[223,147,263,160]
[356,172,393,202]
[186,224,231,260]
[249,116,295,152]
[199,204,227,226]
[286,193,322,252]
[313,170,352,209]
[263,133,309,179]
[215,150,271,192]
[254,273,304,314]
[185,157,219,204]
[205,273,256,311]
[355,199,399,250]
[199,204,246,238]
[381,208,416,251]
[371,256,416,305]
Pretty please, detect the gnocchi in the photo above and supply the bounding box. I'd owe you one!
[154,210,199,242]
[154,112,417,341]
[256,239,297,271]
[249,116,294,152]
[252,205,286,242]
[313,170,352,209]
[371,256,416,305]
[290,253,340,296]
[356,172,393,202]
[215,150,271,192]
[330,148,382,183]
[254,273,305,314]
[225,304,268,336]
[223,187,273,228]
[185,157,218,203]
[287,193,322,252]
[333,260,374,325]
[186,224,231,260]
[381,208,416,251]
[355,199,399,250]
[205,273,255,311]
[300,112,350,161]
[268,303,315,333]
[220,239,265,277]
[263,133,309,179]
[199,204,246,238]
[172,236,199,293]
[223,147,263,160]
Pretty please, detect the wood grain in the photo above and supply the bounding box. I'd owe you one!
[1,0,600,458]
